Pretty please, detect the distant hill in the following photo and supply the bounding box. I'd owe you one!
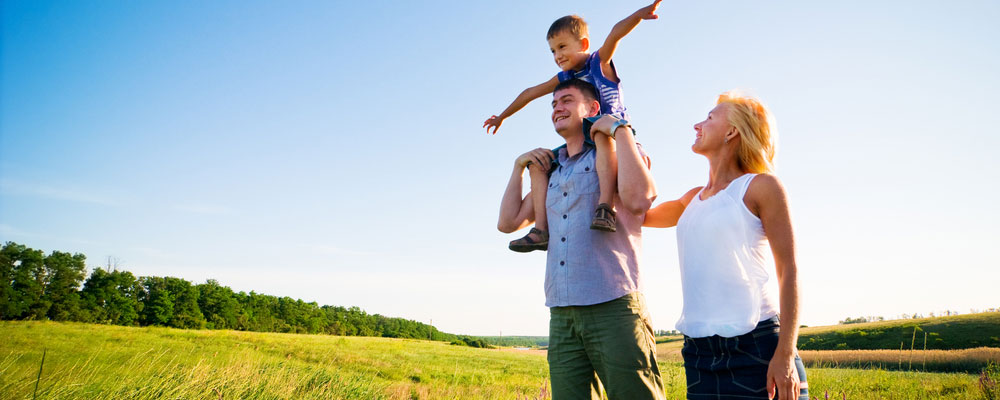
[798,312,1000,350]
[476,336,549,348]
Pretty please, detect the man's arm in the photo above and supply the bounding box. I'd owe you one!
[484,76,561,135]
[498,148,555,232]
[591,115,656,215]
[597,0,662,81]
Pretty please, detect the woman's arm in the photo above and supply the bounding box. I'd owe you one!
[746,174,800,400]
[643,187,701,228]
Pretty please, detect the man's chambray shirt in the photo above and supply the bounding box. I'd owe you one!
[544,142,648,307]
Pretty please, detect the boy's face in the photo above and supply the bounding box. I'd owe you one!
[548,31,589,72]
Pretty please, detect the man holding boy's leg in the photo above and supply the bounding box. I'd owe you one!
[497,79,663,399]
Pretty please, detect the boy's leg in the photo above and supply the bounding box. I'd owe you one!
[529,162,549,232]
[508,162,549,252]
[591,133,618,232]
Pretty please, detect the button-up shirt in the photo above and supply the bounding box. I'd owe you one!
[544,142,648,307]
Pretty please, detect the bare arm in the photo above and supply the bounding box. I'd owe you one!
[498,148,555,232]
[484,75,560,135]
[597,0,662,80]
[746,174,801,400]
[591,115,656,215]
[643,187,701,228]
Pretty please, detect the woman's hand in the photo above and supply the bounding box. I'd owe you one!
[766,351,800,400]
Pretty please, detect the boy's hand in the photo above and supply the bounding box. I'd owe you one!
[637,0,662,20]
[484,115,504,135]
[590,115,621,138]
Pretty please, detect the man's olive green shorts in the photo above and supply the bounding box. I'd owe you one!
[548,292,664,400]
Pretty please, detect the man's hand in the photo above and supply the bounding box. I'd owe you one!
[515,148,554,171]
[590,115,622,138]
[484,115,504,135]
[637,0,662,20]
[766,351,800,400]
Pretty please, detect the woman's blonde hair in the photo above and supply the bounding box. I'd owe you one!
[717,91,777,174]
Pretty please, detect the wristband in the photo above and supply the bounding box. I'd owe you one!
[609,118,631,139]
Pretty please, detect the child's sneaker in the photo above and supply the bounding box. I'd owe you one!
[509,228,549,252]
[590,203,616,232]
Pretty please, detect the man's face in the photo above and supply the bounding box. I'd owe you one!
[550,87,596,135]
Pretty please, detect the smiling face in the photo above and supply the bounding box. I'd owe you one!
[692,103,735,155]
[550,86,598,137]
[547,31,590,72]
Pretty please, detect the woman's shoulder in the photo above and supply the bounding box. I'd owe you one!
[747,173,782,190]
[680,186,703,206]
[745,173,788,209]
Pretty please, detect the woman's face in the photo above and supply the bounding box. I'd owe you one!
[692,103,732,155]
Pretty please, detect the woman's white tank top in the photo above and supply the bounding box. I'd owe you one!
[675,173,778,338]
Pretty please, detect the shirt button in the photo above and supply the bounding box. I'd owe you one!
[563,192,567,197]
[549,183,553,188]
[562,215,567,219]
[560,261,565,266]
[561,237,566,242]
[585,167,590,171]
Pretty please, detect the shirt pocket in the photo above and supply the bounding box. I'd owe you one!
[569,166,600,195]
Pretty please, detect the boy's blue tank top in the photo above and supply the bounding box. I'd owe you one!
[557,52,629,120]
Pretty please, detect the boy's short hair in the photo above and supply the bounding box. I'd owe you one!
[554,79,599,103]
[547,15,588,40]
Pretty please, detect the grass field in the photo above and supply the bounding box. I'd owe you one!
[2,321,997,399]
[797,312,1000,350]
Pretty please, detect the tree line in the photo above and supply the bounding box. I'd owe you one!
[0,242,460,342]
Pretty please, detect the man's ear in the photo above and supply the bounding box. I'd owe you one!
[588,100,601,117]
[580,37,590,51]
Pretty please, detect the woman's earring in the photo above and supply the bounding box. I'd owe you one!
[724,137,730,144]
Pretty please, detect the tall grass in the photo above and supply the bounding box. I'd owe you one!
[800,348,1000,373]
[0,321,993,399]
[799,312,1000,350]
[0,321,548,399]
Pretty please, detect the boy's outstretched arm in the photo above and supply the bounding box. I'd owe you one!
[597,0,662,80]
[484,75,560,135]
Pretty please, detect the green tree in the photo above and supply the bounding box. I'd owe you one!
[1,243,48,319]
[0,242,20,319]
[42,251,88,321]
[197,280,239,329]
[140,276,174,326]
[163,277,205,329]
[81,268,144,325]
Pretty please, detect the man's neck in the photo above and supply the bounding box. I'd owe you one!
[563,134,585,157]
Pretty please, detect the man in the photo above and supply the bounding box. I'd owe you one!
[497,79,663,399]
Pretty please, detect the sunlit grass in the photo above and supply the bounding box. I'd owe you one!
[0,321,992,399]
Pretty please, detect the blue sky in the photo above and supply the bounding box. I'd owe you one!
[2,1,998,336]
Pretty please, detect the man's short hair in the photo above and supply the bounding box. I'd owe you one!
[554,79,599,103]
[547,15,588,41]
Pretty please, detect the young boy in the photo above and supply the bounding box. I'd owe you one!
[485,1,661,252]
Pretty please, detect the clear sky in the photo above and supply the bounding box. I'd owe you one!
[2,1,998,336]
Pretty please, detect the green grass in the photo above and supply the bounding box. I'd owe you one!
[0,321,994,399]
[799,312,1000,351]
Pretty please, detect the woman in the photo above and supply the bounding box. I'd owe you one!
[593,91,807,399]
